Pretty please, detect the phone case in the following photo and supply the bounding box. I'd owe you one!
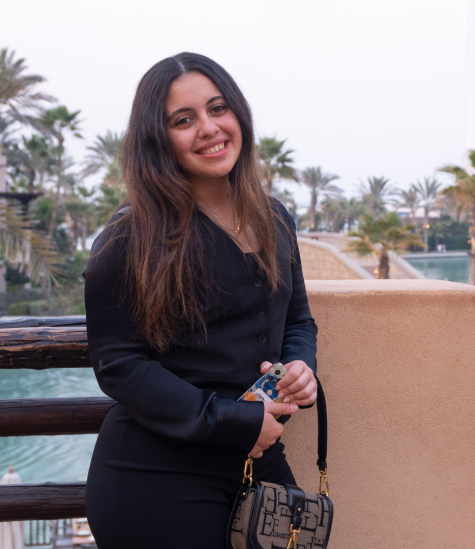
[238,363,288,403]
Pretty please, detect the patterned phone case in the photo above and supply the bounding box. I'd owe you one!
[238,363,288,403]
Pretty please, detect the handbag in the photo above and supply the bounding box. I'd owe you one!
[226,377,333,549]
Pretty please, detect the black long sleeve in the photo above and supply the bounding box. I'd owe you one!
[84,219,264,453]
[84,202,318,453]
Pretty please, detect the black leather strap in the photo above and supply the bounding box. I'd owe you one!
[315,376,328,472]
[283,484,305,529]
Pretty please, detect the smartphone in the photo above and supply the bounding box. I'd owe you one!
[238,363,288,404]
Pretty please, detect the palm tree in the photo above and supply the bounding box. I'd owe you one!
[6,135,55,193]
[435,193,464,223]
[439,152,475,285]
[94,183,127,227]
[345,212,422,279]
[65,185,96,253]
[430,218,452,249]
[394,186,420,225]
[0,48,54,127]
[300,167,341,230]
[413,176,443,252]
[0,202,61,284]
[256,137,298,192]
[320,198,346,233]
[41,106,82,237]
[272,188,298,221]
[356,176,397,217]
[81,130,123,179]
[339,197,366,232]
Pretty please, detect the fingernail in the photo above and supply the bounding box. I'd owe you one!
[284,397,290,403]
[278,392,284,398]
[290,404,298,412]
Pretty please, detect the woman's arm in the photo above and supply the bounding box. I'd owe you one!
[84,216,264,453]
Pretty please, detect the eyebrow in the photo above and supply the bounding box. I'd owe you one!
[166,95,225,123]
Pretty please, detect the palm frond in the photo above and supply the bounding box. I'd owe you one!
[0,203,62,284]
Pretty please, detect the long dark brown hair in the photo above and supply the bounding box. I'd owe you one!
[109,52,282,350]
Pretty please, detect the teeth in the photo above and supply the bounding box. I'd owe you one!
[200,142,226,155]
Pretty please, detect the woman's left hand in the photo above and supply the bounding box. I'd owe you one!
[260,361,317,407]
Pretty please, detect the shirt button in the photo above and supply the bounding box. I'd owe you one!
[254,278,263,288]
[258,335,267,344]
[257,307,265,316]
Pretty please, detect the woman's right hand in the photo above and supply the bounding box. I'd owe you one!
[248,402,298,458]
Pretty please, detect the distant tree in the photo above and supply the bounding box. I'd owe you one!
[0,48,54,130]
[272,188,298,221]
[81,130,123,180]
[430,217,452,249]
[393,186,420,225]
[345,212,422,279]
[413,176,443,252]
[356,176,397,217]
[93,183,127,227]
[439,152,475,285]
[0,202,61,284]
[41,106,83,237]
[300,167,341,230]
[256,137,298,192]
[6,135,55,193]
[339,197,366,232]
[65,185,96,253]
[435,193,464,223]
[320,198,346,233]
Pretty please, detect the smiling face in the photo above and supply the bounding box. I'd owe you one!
[165,72,243,184]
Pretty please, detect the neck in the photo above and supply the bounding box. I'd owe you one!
[190,174,233,210]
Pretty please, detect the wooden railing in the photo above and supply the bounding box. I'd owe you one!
[0,317,114,522]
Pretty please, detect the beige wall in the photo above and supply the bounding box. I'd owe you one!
[298,239,371,280]
[299,232,425,280]
[282,279,475,549]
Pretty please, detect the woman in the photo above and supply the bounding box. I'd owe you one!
[84,52,318,549]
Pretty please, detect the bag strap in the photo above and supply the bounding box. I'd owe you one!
[315,375,329,496]
[315,376,327,470]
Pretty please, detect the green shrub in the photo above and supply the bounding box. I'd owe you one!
[69,302,86,315]
[29,300,48,316]
[8,301,31,315]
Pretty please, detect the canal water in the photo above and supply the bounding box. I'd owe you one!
[0,368,102,483]
[405,255,470,284]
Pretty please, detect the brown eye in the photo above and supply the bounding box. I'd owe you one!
[176,116,191,126]
[212,105,226,113]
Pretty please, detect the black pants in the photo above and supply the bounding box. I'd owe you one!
[86,403,295,549]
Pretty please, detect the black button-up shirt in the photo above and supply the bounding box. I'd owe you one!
[84,200,318,455]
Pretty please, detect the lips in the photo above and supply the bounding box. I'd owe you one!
[196,140,228,156]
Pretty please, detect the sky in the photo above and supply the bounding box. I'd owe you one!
[1,0,471,206]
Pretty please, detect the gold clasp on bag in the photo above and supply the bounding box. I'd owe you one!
[243,456,253,486]
[286,525,301,549]
[319,468,329,496]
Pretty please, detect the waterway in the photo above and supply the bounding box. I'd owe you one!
[405,255,470,284]
[0,368,102,483]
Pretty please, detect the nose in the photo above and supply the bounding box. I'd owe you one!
[196,113,219,139]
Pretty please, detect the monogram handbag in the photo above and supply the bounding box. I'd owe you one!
[226,377,333,549]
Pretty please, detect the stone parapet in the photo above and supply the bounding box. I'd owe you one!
[282,280,475,549]
[298,237,372,280]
